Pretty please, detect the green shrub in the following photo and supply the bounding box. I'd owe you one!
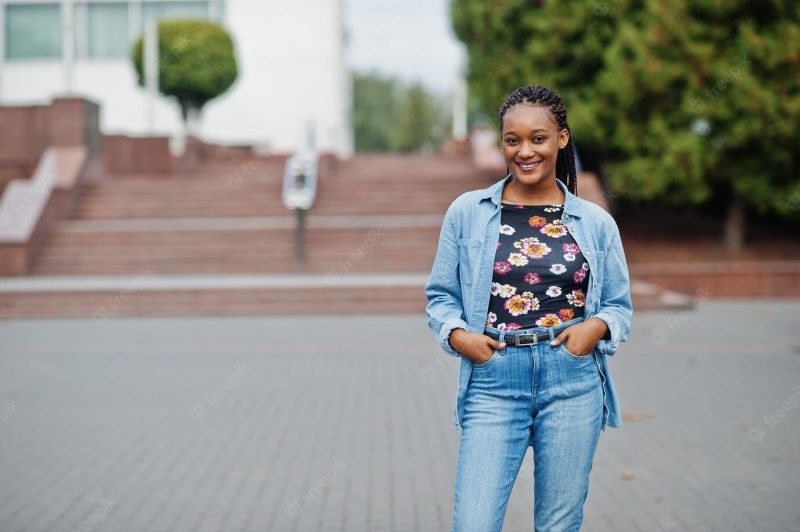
[133,19,238,121]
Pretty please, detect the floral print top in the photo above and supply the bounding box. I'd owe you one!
[485,202,590,331]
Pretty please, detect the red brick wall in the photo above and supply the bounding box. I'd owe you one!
[103,135,173,174]
[631,262,800,298]
[0,98,101,192]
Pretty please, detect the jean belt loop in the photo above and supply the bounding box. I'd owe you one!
[499,330,506,346]
[548,326,556,342]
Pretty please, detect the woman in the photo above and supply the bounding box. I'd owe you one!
[425,85,633,531]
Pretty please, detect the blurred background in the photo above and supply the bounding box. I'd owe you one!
[0,0,797,312]
[0,1,798,531]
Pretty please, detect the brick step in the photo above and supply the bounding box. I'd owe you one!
[30,222,441,275]
[97,175,282,184]
[36,219,440,241]
[334,153,477,171]
[79,185,282,196]
[0,286,427,319]
[0,275,688,319]
[75,205,291,219]
[71,154,491,220]
[31,258,437,275]
[75,203,458,218]
[34,241,436,254]
[74,180,486,218]
[30,264,433,275]
[78,178,479,195]
[99,166,475,182]
[32,253,433,266]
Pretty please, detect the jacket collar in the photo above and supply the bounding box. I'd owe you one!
[479,173,583,218]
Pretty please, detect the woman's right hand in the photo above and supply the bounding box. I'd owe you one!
[448,328,506,365]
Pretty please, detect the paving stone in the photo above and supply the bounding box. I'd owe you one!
[0,301,798,531]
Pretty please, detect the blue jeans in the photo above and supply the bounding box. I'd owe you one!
[452,316,604,532]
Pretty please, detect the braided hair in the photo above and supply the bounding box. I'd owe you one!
[498,85,578,196]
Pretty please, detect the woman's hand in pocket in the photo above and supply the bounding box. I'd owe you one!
[549,318,608,356]
[449,328,506,365]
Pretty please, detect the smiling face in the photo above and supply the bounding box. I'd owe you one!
[501,103,569,190]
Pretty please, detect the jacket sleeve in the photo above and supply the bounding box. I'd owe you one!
[592,217,633,357]
[425,203,468,357]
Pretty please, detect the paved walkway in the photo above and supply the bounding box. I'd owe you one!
[0,300,798,531]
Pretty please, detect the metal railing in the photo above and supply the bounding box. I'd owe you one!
[281,148,319,267]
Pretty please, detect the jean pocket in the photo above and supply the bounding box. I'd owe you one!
[473,348,500,368]
[557,342,593,360]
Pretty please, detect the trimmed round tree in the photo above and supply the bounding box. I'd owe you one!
[133,19,238,126]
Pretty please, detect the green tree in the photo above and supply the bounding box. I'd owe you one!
[596,0,800,251]
[352,72,404,152]
[451,0,800,251]
[133,19,238,125]
[451,0,624,133]
[397,82,448,153]
[352,72,450,153]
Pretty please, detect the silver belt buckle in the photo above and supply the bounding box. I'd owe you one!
[516,333,538,346]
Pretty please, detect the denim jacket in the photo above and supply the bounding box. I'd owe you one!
[425,174,633,430]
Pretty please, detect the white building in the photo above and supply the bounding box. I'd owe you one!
[0,0,353,157]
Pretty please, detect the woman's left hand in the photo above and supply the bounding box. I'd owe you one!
[549,317,609,356]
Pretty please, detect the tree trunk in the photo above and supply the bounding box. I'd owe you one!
[723,195,745,254]
[185,107,202,171]
[186,107,201,139]
[170,108,188,157]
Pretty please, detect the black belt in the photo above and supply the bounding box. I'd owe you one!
[484,329,551,346]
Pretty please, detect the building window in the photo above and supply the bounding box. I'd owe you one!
[82,2,130,59]
[141,1,209,31]
[5,4,62,59]
[73,1,217,61]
